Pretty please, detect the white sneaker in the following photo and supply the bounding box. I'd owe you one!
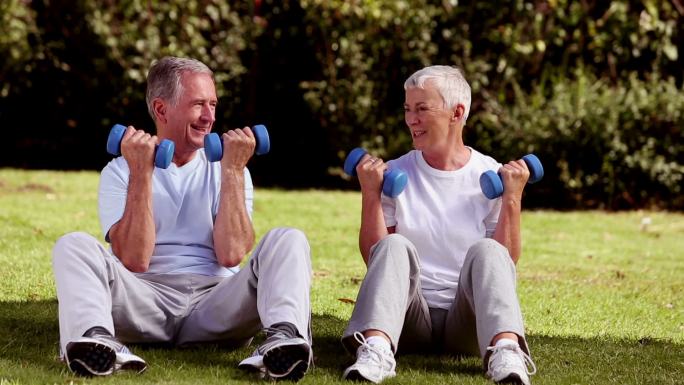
[486,342,537,385]
[342,332,396,384]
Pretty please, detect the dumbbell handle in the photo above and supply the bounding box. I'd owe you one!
[479,154,544,199]
[343,147,408,198]
[106,124,175,169]
[204,124,270,162]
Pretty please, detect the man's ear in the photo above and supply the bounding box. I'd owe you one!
[452,104,465,121]
[152,98,167,124]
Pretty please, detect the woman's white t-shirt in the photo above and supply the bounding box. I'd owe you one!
[381,149,502,309]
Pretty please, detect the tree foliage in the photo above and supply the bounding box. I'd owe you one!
[296,0,683,208]
[0,0,682,209]
[84,0,257,116]
[0,0,38,97]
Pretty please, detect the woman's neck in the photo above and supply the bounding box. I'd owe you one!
[421,140,470,171]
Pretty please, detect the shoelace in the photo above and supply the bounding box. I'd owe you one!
[85,328,130,354]
[486,343,537,376]
[352,332,394,372]
[256,326,314,371]
[264,327,292,340]
[256,327,292,355]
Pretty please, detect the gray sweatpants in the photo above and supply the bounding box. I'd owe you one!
[342,234,529,364]
[52,227,312,354]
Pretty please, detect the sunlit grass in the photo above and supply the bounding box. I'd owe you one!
[0,169,682,384]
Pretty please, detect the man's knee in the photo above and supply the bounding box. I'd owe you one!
[280,227,309,246]
[261,227,311,265]
[266,227,309,250]
[52,231,101,266]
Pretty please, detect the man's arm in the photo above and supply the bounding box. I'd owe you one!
[492,159,530,264]
[213,127,256,267]
[108,127,157,272]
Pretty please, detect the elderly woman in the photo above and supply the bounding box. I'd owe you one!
[341,65,537,385]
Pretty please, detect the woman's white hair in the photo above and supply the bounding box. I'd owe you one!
[404,65,471,122]
[145,56,214,121]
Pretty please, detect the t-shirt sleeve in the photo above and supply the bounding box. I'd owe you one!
[484,198,501,238]
[381,193,397,227]
[98,160,129,243]
[483,158,503,238]
[381,158,403,228]
[244,168,254,219]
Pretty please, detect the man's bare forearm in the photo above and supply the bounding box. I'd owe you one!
[213,169,255,267]
[109,173,156,272]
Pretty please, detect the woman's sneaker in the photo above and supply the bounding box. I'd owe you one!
[342,332,396,384]
[486,341,536,385]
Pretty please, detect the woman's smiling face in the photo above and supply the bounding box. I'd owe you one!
[404,83,453,153]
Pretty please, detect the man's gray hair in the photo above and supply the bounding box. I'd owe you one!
[146,56,214,120]
[404,65,471,122]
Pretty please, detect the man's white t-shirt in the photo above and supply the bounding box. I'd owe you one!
[98,149,253,277]
[381,149,502,309]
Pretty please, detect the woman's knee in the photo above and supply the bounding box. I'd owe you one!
[465,238,512,267]
[371,233,410,254]
[368,233,418,268]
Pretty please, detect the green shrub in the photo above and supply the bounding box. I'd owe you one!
[299,0,439,161]
[471,69,684,209]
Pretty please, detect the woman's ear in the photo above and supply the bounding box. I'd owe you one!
[452,104,465,121]
[152,98,167,124]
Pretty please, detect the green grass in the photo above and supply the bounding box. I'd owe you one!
[0,168,682,384]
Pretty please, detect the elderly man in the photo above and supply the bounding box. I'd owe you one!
[52,56,313,381]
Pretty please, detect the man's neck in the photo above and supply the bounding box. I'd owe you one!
[172,148,198,167]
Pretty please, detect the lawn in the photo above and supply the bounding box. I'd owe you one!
[0,169,682,384]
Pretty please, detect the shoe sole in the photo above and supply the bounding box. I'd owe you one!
[497,373,525,385]
[116,352,148,374]
[342,368,395,384]
[343,368,375,383]
[66,340,116,376]
[263,343,311,381]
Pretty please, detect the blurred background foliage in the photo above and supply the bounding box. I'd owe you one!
[0,0,682,209]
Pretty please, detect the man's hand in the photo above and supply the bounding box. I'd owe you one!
[120,126,157,177]
[220,127,256,171]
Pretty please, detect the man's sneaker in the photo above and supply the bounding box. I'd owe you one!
[486,341,537,385]
[65,327,147,376]
[342,332,396,384]
[238,325,312,381]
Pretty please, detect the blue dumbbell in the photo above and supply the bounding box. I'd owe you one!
[479,154,544,199]
[344,147,408,198]
[106,124,175,169]
[204,124,270,162]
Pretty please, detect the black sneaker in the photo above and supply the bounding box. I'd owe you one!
[65,328,147,376]
[238,326,312,381]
